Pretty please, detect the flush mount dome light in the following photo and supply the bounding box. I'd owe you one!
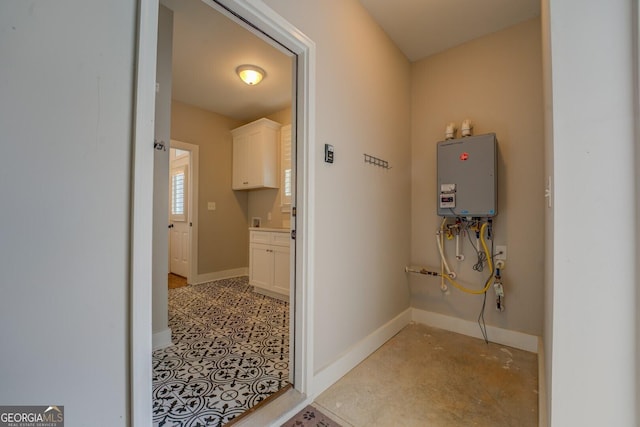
[236,65,265,85]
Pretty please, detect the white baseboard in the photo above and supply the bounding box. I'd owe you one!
[411,308,539,353]
[152,328,172,351]
[253,286,288,302]
[193,267,248,285]
[311,308,412,397]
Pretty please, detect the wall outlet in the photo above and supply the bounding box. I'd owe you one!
[495,245,507,261]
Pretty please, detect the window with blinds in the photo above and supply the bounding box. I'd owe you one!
[280,125,292,210]
[170,165,187,221]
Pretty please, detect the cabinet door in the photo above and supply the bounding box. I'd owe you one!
[232,134,250,189]
[231,119,280,190]
[250,243,273,290]
[272,244,290,296]
[254,127,279,188]
[246,128,264,188]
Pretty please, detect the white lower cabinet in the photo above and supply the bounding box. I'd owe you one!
[249,229,290,300]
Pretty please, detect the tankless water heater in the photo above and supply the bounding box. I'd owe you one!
[437,133,497,217]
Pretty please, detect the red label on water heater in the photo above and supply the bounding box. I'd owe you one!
[459,152,469,161]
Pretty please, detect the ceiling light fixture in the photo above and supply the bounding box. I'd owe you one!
[236,64,265,85]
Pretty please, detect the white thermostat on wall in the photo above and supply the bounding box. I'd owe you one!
[324,144,334,163]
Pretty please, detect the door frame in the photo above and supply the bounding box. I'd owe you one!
[169,139,199,284]
[131,1,316,425]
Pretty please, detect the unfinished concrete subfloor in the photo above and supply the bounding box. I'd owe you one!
[315,322,538,426]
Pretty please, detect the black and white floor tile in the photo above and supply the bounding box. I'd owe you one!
[152,276,289,426]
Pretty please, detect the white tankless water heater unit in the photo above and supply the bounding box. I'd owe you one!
[437,133,497,217]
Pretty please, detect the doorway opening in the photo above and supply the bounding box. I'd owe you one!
[132,0,314,424]
[168,140,199,287]
[150,0,303,424]
[168,147,190,280]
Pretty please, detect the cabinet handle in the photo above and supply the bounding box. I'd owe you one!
[243,181,249,185]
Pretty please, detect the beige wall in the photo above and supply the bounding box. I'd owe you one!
[546,0,637,424]
[410,18,544,335]
[247,106,292,229]
[264,0,412,373]
[171,100,248,275]
[264,106,292,128]
[0,1,136,421]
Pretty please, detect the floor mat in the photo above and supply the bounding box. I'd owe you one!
[281,405,342,427]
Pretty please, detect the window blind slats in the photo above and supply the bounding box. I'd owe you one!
[281,126,292,207]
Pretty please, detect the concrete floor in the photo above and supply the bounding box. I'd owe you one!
[314,323,538,427]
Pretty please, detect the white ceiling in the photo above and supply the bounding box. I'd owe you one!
[161,0,540,121]
[359,0,540,62]
[161,0,293,122]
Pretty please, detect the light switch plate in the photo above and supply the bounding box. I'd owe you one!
[208,202,216,211]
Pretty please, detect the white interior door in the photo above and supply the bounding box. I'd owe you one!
[169,149,190,277]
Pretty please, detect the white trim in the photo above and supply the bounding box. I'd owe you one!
[235,389,311,427]
[203,0,317,396]
[538,337,548,427]
[170,139,199,285]
[131,0,158,425]
[152,328,173,351]
[411,308,539,353]
[311,308,411,397]
[133,2,316,421]
[192,268,249,285]
[253,286,289,302]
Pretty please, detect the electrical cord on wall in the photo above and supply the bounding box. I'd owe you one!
[472,250,488,272]
[478,288,489,344]
[465,226,487,272]
[477,238,495,344]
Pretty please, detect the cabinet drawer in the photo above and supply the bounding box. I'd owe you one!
[250,231,271,244]
[271,232,290,247]
[250,230,290,247]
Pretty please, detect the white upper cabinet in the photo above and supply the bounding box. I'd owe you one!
[231,118,281,190]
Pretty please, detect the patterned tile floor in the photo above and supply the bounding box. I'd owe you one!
[152,276,289,426]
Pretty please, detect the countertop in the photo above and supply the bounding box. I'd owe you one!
[249,227,289,233]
